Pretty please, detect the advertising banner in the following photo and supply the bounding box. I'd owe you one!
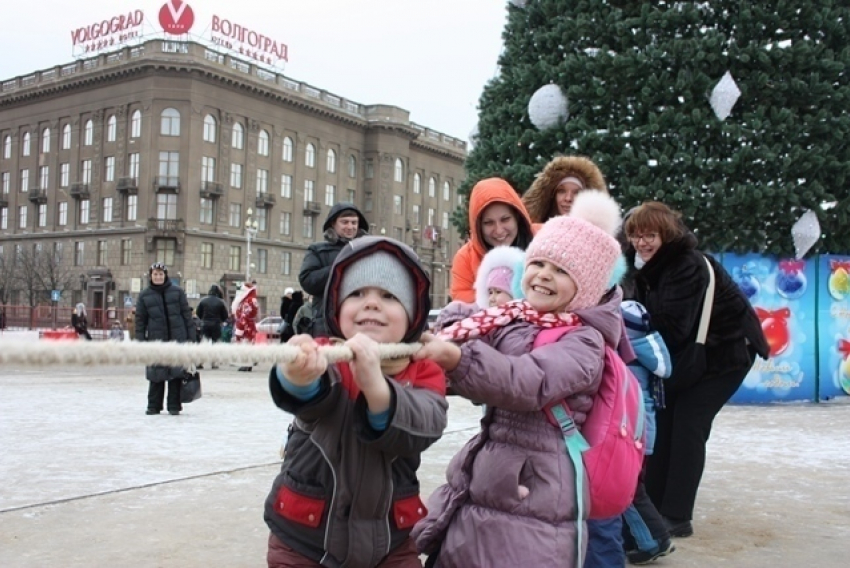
[817,255,850,400]
[722,253,818,403]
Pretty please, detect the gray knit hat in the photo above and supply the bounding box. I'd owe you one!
[338,251,416,321]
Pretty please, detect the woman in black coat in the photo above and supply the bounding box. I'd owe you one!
[298,202,367,337]
[625,202,769,539]
[135,263,196,415]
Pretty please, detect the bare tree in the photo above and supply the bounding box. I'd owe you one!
[0,251,15,306]
[15,244,76,308]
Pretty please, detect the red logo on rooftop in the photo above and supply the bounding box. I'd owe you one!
[159,0,194,35]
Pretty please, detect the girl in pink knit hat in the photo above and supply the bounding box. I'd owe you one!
[413,191,628,568]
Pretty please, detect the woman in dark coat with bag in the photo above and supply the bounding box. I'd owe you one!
[136,262,196,416]
[624,202,769,538]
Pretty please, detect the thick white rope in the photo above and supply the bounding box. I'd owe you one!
[0,340,422,368]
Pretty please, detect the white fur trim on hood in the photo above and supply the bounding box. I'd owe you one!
[474,246,526,308]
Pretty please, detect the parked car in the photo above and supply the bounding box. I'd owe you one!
[256,316,283,337]
[427,309,441,330]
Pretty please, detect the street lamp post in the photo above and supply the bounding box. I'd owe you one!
[245,208,259,282]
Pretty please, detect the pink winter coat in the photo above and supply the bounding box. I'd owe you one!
[413,289,625,568]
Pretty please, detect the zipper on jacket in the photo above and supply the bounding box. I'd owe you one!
[311,436,337,565]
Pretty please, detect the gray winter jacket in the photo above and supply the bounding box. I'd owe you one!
[413,289,625,567]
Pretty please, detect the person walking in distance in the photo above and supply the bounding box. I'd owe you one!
[196,284,229,368]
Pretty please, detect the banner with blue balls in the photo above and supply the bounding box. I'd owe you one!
[817,255,850,400]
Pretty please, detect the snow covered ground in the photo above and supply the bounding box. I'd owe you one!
[1,344,849,567]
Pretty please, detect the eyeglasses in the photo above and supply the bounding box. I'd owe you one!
[628,233,659,245]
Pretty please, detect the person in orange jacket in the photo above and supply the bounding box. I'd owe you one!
[449,178,534,304]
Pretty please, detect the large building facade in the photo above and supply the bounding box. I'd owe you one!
[0,39,467,319]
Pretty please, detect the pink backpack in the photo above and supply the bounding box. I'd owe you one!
[534,326,645,521]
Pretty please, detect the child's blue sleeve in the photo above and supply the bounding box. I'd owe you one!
[275,365,321,401]
[367,408,390,431]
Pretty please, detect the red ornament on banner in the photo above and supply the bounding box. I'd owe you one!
[755,307,792,357]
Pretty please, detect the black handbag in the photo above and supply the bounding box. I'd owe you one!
[667,256,715,392]
[180,370,203,403]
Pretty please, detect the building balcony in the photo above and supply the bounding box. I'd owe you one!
[28,187,48,204]
[200,181,224,199]
[69,182,90,199]
[117,177,138,195]
[147,218,185,233]
[255,192,276,208]
[153,176,181,192]
[303,201,322,215]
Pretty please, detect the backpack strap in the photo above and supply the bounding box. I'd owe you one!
[534,326,589,568]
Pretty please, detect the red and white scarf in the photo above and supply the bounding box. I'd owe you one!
[436,300,581,343]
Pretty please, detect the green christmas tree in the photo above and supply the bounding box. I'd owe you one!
[459,0,850,256]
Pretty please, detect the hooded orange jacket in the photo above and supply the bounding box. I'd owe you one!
[450,178,534,304]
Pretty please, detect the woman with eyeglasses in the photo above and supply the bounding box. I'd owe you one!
[624,202,768,539]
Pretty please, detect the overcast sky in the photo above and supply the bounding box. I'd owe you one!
[0,0,509,142]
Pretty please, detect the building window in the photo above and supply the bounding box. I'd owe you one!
[201,242,213,269]
[58,201,68,226]
[257,169,269,194]
[280,212,291,236]
[62,125,72,149]
[39,166,49,189]
[327,149,337,173]
[305,143,316,168]
[128,153,140,179]
[258,130,270,156]
[281,174,292,198]
[394,195,403,215]
[75,242,84,265]
[156,193,177,219]
[457,193,463,207]
[20,169,29,192]
[200,198,213,224]
[303,216,314,239]
[127,195,137,221]
[230,163,243,188]
[429,177,436,198]
[81,160,92,184]
[158,151,179,183]
[257,207,268,231]
[232,122,244,149]
[38,204,47,227]
[394,227,403,241]
[282,137,293,162]
[80,199,90,224]
[304,180,315,202]
[203,114,217,143]
[103,197,113,222]
[228,245,241,271]
[4,135,12,158]
[0,207,6,230]
[364,195,373,212]
[230,203,242,227]
[348,155,356,178]
[443,181,451,201]
[107,116,117,142]
[42,128,51,153]
[130,110,142,138]
[1,171,9,193]
[394,158,404,182]
[160,108,180,136]
[365,159,374,179]
[347,188,356,203]
[412,204,420,224]
[281,251,291,275]
[428,207,435,226]
[97,240,107,265]
[84,120,93,146]
[325,185,335,206]
[413,173,421,194]
[442,211,450,230]
[104,156,115,182]
[22,132,31,156]
[60,163,69,187]
[156,239,176,266]
[257,249,268,274]
[18,205,27,228]
[121,239,132,265]
[202,156,216,182]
